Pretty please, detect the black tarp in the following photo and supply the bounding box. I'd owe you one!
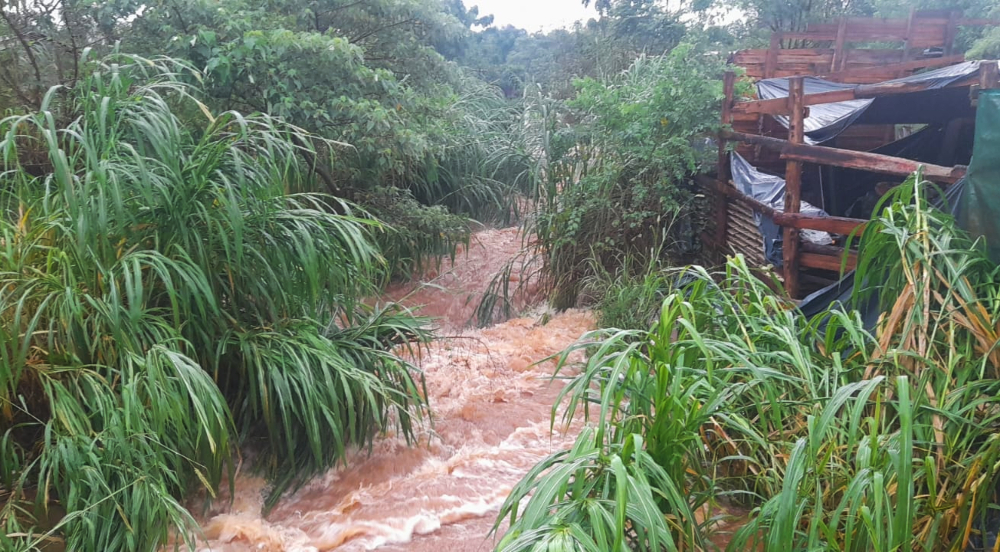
[757,61,982,144]
[821,123,973,216]
[797,174,968,325]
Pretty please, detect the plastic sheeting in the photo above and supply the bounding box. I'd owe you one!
[954,90,1000,264]
[803,89,998,323]
[731,152,833,267]
[758,61,982,144]
[798,174,969,324]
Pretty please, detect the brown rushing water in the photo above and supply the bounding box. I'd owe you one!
[190,227,595,552]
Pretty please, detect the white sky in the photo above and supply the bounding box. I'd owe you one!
[470,0,600,32]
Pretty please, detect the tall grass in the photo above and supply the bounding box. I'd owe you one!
[0,55,429,551]
[495,172,1000,551]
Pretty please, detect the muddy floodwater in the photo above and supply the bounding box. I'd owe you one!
[191,227,595,551]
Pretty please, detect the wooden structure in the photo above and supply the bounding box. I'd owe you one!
[731,11,996,82]
[710,12,1000,298]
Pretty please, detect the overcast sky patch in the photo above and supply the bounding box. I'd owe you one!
[471,0,600,31]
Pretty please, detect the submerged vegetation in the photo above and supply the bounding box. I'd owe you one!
[495,177,1000,550]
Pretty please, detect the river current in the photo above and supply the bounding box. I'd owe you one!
[191,226,595,552]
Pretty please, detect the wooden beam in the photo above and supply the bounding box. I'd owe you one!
[783,77,805,298]
[712,180,868,235]
[718,71,736,177]
[774,211,866,235]
[731,72,978,116]
[780,146,966,183]
[801,251,857,272]
[854,74,976,97]
[780,32,838,41]
[901,9,916,64]
[981,60,1000,90]
[721,130,967,183]
[830,18,848,73]
[958,18,1000,26]
[944,10,959,56]
[732,89,857,115]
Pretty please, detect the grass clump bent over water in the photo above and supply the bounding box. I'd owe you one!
[0,55,430,551]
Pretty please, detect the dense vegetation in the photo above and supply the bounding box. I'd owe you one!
[0,56,435,550]
[495,177,1000,550]
[531,46,729,310]
[0,0,998,550]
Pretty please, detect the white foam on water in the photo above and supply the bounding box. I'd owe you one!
[185,227,593,552]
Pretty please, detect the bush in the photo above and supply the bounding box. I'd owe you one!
[360,186,473,280]
[0,55,429,551]
[530,44,726,309]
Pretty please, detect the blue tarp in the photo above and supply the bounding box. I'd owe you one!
[730,152,833,267]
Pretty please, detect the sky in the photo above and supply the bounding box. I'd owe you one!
[471,0,600,32]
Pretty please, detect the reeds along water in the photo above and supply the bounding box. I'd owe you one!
[190,227,594,552]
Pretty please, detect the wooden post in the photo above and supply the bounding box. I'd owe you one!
[783,77,805,298]
[718,71,736,178]
[720,129,968,184]
[830,19,848,73]
[764,33,781,79]
[901,9,917,65]
[715,71,736,247]
[981,60,1000,90]
[944,10,960,56]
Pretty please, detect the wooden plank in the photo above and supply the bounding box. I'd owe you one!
[944,10,959,56]
[732,72,978,116]
[854,74,977,96]
[732,89,857,115]
[776,52,835,64]
[783,77,805,298]
[777,212,866,235]
[902,9,917,64]
[782,145,967,183]
[731,51,766,63]
[820,54,965,80]
[732,112,762,122]
[793,14,992,44]
[981,60,1000,90]
[959,18,1000,26]
[803,20,952,45]
[713,181,867,235]
[909,33,950,49]
[721,130,967,183]
[780,32,839,41]
[836,49,907,63]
